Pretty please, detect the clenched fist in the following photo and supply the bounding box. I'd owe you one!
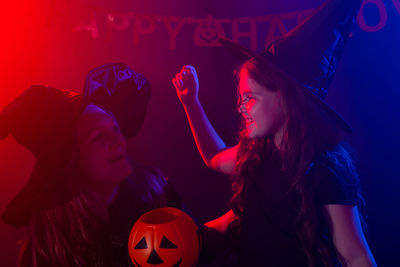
[172,65,199,105]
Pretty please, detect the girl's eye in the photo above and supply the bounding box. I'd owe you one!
[91,132,105,143]
[113,125,120,133]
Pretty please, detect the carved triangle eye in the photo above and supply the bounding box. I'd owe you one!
[134,237,148,249]
[172,258,182,267]
[160,236,178,248]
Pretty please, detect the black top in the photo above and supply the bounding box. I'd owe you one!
[227,149,359,267]
[20,161,182,267]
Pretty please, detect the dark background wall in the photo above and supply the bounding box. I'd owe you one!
[0,0,399,266]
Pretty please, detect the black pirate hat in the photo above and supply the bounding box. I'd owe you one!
[220,0,363,133]
[1,63,151,228]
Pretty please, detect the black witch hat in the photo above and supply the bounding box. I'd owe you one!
[84,63,151,138]
[0,63,151,228]
[220,0,363,133]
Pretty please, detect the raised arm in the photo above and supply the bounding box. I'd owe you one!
[172,65,237,174]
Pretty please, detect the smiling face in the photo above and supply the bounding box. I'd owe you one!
[238,68,286,139]
[75,104,132,192]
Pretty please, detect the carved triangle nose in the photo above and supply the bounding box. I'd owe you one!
[147,249,164,265]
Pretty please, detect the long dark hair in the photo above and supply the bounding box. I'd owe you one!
[18,149,109,267]
[18,107,170,266]
[229,58,364,267]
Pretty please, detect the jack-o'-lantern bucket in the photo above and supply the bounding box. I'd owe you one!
[128,207,200,267]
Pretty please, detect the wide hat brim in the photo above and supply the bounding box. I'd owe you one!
[219,37,352,133]
[218,0,365,134]
[1,86,85,228]
[1,63,152,228]
[2,159,74,228]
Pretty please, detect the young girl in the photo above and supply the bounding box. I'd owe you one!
[172,0,376,266]
[1,64,181,267]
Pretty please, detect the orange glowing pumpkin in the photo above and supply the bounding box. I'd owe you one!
[128,207,200,267]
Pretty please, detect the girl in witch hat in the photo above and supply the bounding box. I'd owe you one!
[173,0,376,266]
[1,63,182,266]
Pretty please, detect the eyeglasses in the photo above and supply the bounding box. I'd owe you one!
[238,95,251,119]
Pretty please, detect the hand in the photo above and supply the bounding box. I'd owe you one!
[172,65,199,105]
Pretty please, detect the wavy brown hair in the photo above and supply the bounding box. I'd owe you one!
[18,150,109,267]
[229,58,364,267]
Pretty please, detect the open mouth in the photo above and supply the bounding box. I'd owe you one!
[134,258,182,267]
[246,120,255,127]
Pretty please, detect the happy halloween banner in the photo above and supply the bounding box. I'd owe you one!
[49,0,400,50]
